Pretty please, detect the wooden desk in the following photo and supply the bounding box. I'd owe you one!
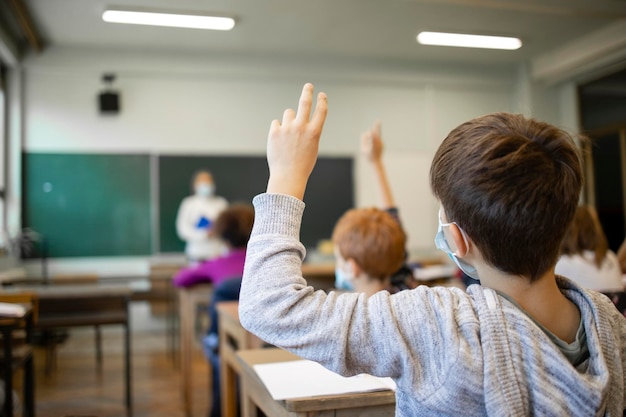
[6,284,133,416]
[177,263,332,417]
[0,308,35,417]
[301,263,335,291]
[216,302,264,417]
[177,283,213,417]
[150,262,184,362]
[237,349,396,417]
[0,268,28,286]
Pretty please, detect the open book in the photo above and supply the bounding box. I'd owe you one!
[0,302,26,318]
[253,359,396,400]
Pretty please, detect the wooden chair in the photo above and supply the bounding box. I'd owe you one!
[35,289,132,416]
[49,274,99,285]
[40,274,104,374]
[0,292,37,417]
[148,263,183,362]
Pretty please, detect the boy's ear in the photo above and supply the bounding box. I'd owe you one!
[448,224,469,257]
[347,258,362,278]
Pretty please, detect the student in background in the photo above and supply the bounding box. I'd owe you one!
[174,204,252,417]
[362,123,481,290]
[556,205,623,292]
[176,204,254,416]
[332,208,406,296]
[360,121,419,293]
[174,204,254,287]
[239,84,626,416]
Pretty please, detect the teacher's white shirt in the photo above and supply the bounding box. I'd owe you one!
[176,194,228,261]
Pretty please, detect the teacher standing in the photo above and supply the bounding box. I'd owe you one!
[176,170,228,263]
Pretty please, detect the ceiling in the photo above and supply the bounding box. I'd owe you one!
[14,0,626,66]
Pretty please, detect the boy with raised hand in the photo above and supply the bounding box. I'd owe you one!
[239,84,626,416]
[331,207,406,296]
[360,121,420,293]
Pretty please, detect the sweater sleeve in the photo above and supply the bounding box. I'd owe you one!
[239,193,467,383]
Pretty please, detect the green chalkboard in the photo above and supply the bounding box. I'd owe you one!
[22,153,151,257]
[158,155,354,252]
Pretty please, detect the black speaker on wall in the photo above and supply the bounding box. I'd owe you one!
[99,91,120,114]
[99,73,121,114]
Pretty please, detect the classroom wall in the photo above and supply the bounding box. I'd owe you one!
[20,46,519,276]
[3,69,22,256]
[0,87,5,248]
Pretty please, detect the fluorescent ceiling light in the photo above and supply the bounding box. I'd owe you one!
[102,9,236,31]
[417,32,522,50]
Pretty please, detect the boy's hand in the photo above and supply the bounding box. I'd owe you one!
[266,83,328,200]
[361,121,384,163]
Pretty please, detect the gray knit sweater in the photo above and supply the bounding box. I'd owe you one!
[239,193,626,417]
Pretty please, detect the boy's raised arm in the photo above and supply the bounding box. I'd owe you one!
[266,83,328,200]
[239,84,459,384]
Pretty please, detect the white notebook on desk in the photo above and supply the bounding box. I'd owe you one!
[253,359,396,400]
[0,302,26,318]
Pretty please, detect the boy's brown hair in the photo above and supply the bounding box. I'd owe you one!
[560,206,609,268]
[213,204,255,248]
[332,208,406,281]
[430,113,583,281]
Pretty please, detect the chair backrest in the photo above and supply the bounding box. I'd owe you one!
[149,263,183,279]
[50,274,99,285]
[36,290,130,328]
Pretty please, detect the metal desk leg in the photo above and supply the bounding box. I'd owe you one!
[125,299,133,417]
[2,327,13,417]
[179,289,192,417]
[24,355,34,417]
[95,325,103,372]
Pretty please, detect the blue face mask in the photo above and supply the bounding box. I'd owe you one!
[434,211,480,281]
[335,266,355,291]
[195,183,214,197]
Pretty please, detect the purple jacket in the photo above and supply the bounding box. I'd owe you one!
[173,248,247,287]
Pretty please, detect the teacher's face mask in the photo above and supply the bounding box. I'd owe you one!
[195,183,215,197]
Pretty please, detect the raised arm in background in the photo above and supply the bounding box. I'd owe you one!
[361,122,395,210]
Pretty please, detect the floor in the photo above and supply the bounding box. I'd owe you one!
[30,301,212,417]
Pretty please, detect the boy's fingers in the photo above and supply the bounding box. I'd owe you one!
[361,132,372,148]
[296,83,314,123]
[310,92,328,132]
[372,120,382,138]
[269,119,280,134]
[282,108,295,125]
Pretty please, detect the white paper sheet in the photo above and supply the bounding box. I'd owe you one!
[253,359,396,400]
[0,302,26,318]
